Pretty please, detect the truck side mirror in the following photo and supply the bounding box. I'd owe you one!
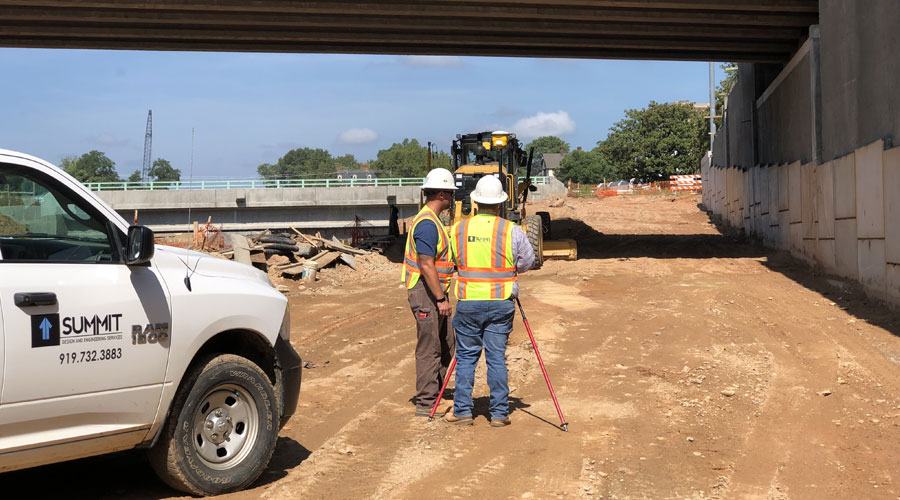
[528,184,538,192]
[126,225,155,265]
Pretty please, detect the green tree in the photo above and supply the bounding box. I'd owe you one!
[715,63,737,130]
[524,136,570,155]
[127,170,142,183]
[63,150,121,183]
[148,158,181,182]
[556,149,616,184]
[257,147,335,179]
[371,139,450,177]
[597,101,707,181]
[334,153,360,170]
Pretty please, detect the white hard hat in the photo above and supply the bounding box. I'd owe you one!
[471,175,508,204]
[422,168,457,191]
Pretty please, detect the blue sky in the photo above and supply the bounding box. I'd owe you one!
[1,49,726,179]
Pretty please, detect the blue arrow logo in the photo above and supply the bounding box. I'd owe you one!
[39,317,52,340]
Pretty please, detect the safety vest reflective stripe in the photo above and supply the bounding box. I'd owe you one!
[404,256,455,276]
[454,219,469,298]
[457,270,516,280]
[455,219,468,268]
[494,217,508,268]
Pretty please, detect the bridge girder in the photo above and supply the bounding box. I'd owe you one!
[0,1,818,62]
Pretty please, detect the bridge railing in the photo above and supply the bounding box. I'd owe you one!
[83,176,550,191]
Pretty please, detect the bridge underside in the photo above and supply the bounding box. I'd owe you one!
[0,1,817,63]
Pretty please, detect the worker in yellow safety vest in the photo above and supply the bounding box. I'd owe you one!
[444,175,535,427]
[402,168,458,417]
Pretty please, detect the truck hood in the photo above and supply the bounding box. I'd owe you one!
[155,245,273,288]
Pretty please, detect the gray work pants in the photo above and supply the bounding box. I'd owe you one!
[407,280,455,411]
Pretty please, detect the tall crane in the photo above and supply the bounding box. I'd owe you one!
[141,110,152,182]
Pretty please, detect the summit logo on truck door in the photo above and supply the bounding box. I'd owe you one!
[60,313,124,345]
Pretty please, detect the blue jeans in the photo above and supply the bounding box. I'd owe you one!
[452,299,516,420]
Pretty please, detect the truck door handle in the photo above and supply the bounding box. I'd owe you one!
[14,292,58,307]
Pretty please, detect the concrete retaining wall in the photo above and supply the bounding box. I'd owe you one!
[706,139,900,305]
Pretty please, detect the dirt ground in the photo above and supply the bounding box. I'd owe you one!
[6,194,900,499]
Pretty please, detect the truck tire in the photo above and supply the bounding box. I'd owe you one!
[536,211,551,239]
[525,215,543,269]
[149,354,280,496]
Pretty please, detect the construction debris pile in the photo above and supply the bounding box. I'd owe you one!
[220,227,398,290]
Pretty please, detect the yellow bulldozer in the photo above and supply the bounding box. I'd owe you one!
[444,130,576,267]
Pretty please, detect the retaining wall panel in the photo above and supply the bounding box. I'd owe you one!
[887,264,900,303]
[801,162,817,239]
[818,239,837,274]
[884,147,900,264]
[778,211,791,251]
[858,239,887,300]
[816,161,836,239]
[778,163,790,212]
[803,239,817,263]
[834,218,860,279]
[833,152,856,219]
[769,165,780,218]
[743,170,752,234]
[790,222,804,256]
[789,161,802,223]
[752,167,763,236]
[855,139,885,239]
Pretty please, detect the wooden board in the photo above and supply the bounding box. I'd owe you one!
[290,226,318,247]
[314,251,343,268]
[339,252,357,270]
[314,236,370,255]
[231,234,252,266]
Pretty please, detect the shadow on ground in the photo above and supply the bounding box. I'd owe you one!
[553,217,767,260]
[0,437,312,499]
[254,437,312,487]
[699,211,900,342]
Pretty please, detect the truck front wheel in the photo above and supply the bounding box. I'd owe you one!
[149,354,280,496]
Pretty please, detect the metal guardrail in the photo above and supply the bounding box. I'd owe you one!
[83,176,550,191]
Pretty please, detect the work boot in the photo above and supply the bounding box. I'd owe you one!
[415,404,452,417]
[444,413,474,425]
[490,417,511,427]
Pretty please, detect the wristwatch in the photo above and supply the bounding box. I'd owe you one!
[436,296,448,303]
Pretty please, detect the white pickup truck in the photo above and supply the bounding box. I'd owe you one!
[0,149,302,495]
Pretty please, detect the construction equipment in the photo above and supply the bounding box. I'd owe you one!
[141,110,152,183]
[447,131,576,267]
[428,296,569,432]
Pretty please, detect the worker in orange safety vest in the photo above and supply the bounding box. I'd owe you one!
[401,168,458,417]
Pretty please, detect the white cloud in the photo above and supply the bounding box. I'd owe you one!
[397,55,462,68]
[338,128,378,145]
[513,111,576,139]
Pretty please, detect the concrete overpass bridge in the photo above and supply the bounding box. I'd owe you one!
[0,1,816,62]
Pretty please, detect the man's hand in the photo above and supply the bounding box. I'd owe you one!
[437,299,453,317]
[419,253,452,317]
